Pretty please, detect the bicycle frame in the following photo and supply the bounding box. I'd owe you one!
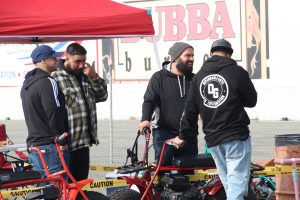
[0,134,92,200]
[116,130,215,200]
[140,139,217,200]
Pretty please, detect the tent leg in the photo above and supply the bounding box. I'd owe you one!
[109,62,113,164]
[152,36,161,70]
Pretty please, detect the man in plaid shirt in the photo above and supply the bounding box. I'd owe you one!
[52,43,108,181]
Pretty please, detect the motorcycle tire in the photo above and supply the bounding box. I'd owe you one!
[108,189,141,200]
[76,191,109,200]
[204,187,257,200]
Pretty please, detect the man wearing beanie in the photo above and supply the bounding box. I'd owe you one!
[139,42,198,168]
[173,39,257,200]
[21,45,68,181]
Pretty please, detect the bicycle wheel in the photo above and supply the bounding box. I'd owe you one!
[108,189,141,200]
[244,187,257,200]
[76,191,109,200]
[204,187,257,200]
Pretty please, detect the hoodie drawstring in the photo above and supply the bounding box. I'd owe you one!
[183,76,186,96]
[177,76,186,98]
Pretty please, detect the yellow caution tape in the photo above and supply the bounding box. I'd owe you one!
[1,187,41,199]
[89,163,300,176]
[0,179,128,198]
[5,165,297,198]
[89,165,117,172]
[84,179,128,189]
[274,164,300,175]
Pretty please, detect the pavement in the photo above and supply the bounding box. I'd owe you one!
[1,119,300,182]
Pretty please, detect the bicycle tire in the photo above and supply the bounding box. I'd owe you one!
[76,191,109,200]
[108,189,141,200]
[204,187,257,200]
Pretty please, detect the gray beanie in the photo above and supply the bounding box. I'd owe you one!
[168,42,193,63]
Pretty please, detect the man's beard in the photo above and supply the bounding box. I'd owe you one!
[176,59,193,76]
[65,63,83,77]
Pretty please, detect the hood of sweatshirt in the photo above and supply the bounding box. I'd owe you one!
[162,61,194,97]
[202,55,237,73]
[23,68,50,90]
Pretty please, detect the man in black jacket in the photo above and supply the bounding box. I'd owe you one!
[173,39,257,200]
[139,42,198,167]
[21,45,68,180]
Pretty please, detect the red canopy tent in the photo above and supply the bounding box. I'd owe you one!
[0,0,154,43]
[0,0,156,163]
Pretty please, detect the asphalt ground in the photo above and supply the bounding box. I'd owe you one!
[1,119,300,194]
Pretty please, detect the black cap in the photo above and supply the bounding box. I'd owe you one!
[210,39,233,55]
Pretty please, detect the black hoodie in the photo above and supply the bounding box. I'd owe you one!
[179,56,257,147]
[142,61,194,135]
[21,68,67,147]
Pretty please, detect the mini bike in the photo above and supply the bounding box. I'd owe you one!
[108,128,275,200]
[0,133,108,200]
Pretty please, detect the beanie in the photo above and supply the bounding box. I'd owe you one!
[168,42,193,63]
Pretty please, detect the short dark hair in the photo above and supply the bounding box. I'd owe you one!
[66,43,87,56]
[211,46,233,56]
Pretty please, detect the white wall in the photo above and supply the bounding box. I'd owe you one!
[249,1,300,120]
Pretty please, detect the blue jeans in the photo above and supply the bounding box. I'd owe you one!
[29,144,63,184]
[153,128,198,166]
[209,137,251,200]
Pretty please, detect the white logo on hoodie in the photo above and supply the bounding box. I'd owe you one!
[200,74,229,108]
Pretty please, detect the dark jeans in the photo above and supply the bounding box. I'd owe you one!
[153,128,198,167]
[29,144,63,186]
[68,147,90,181]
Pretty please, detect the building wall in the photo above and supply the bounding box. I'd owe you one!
[0,1,300,120]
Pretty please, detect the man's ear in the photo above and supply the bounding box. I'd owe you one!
[65,54,70,61]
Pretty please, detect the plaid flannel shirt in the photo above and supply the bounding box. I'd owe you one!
[52,68,108,151]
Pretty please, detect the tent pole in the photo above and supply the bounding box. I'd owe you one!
[109,61,113,164]
[152,36,161,70]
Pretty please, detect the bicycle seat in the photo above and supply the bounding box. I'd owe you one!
[0,171,41,185]
[172,154,216,168]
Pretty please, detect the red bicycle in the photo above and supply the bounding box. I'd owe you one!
[0,133,108,200]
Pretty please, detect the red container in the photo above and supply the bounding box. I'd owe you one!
[0,124,7,141]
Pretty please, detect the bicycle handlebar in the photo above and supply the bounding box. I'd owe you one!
[55,132,69,146]
[165,139,179,149]
[251,162,265,172]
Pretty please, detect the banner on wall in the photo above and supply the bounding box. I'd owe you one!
[111,0,269,81]
[0,0,269,87]
[0,41,100,87]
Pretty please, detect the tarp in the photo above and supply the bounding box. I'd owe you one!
[0,0,154,43]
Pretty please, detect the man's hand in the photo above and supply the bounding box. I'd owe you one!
[139,120,150,134]
[83,61,98,80]
[172,136,185,148]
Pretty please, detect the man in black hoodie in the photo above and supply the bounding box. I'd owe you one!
[139,42,198,167]
[21,45,67,180]
[173,39,257,200]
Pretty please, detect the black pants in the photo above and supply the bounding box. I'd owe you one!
[69,147,90,181]
[153,128,198,166]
